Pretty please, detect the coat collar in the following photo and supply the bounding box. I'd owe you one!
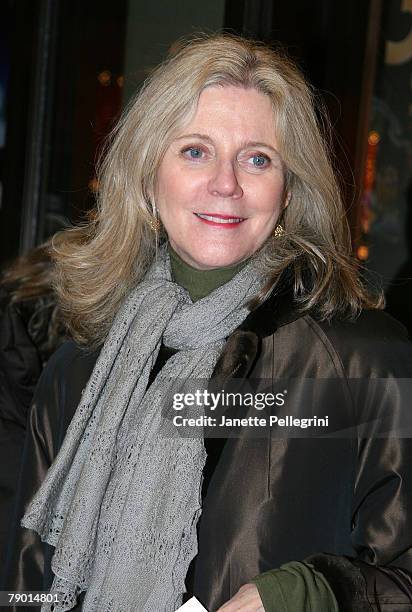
[211,269,304,384]
[239,267,302,337]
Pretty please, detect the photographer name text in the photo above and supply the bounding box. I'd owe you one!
[173,415,329,429]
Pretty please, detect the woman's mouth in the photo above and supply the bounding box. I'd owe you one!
[194,212,245,227]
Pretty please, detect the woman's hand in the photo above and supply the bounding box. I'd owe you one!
[216,583,265,611]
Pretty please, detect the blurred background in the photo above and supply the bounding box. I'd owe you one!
[0,0,411,331]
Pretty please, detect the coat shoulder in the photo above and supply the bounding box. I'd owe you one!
[306,309,412,377]
[32,341,99,451]
[43,340,98,390]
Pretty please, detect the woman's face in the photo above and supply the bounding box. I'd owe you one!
[155,85,289,270]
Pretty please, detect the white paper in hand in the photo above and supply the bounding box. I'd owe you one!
[175,596,209,611]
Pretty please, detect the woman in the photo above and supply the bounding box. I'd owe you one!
[5,34,412,612]
[0,241,66,575]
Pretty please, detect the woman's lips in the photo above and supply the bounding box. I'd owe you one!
[194,212,246,228]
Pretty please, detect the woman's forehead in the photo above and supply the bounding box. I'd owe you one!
[175,85,278,146]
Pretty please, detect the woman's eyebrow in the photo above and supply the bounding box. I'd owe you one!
[243,141,281,157]
[174,133,280,155]
[174,133,214,144]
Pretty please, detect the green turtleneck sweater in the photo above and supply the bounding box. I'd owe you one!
[167,243,338,612]
[168,244,248,301]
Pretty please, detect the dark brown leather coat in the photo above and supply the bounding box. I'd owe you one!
[3,286,412,611]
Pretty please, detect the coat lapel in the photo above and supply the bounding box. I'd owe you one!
[210,270,302,384]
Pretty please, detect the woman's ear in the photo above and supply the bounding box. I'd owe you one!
[283,190,291,209]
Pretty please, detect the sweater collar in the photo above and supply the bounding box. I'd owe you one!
[168,244,249,302]
[168,242,302,338]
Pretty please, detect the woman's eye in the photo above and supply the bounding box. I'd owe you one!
[249,154,270,168]
[182,146,205,160]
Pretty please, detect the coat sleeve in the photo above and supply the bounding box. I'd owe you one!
[1,341,98,595]
[0,298,43,579]
[306,313,412,611]
[305,432,412,610]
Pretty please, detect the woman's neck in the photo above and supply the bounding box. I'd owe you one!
[168,244,248,302]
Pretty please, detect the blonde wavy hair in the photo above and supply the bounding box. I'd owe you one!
[52,32,382,348]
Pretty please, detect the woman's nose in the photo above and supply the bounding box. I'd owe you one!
[207,161,243,199]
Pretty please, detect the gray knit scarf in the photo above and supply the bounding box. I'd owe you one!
[22,244,265,612]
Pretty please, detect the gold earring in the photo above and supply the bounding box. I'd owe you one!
[148,215,161,233]
[273,224,285,238]
[148,204,161,233]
